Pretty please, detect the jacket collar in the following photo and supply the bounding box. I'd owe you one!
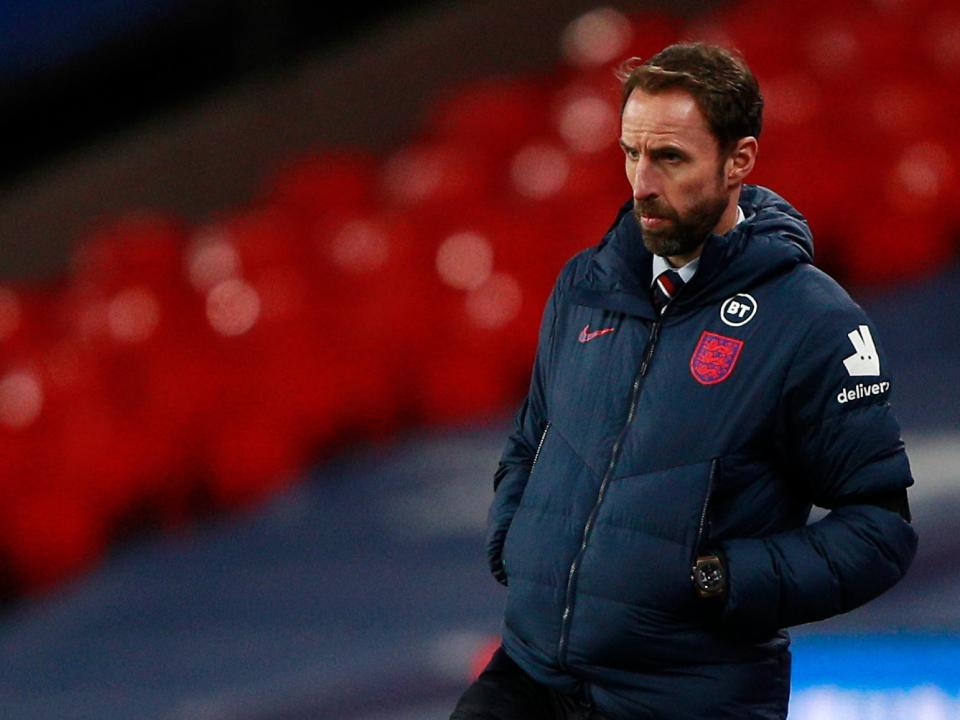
[570,185,814,320]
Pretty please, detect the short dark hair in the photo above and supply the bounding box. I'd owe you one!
[618,43,763,152]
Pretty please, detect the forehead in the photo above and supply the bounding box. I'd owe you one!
[620,88,716,148]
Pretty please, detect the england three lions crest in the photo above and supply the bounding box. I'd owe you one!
[690,331,744,385]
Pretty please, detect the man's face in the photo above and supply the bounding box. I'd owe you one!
[620,88,731,260]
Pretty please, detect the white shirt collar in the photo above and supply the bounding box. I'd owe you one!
[650,205,745,286]
[734,204,745,227]
[651,253,700,285]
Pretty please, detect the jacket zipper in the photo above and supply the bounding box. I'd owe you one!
[693,458,719,559]
[557,318,663,669]
[531,422,551,473]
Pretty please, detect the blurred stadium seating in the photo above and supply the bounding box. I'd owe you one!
[0,1,958,718]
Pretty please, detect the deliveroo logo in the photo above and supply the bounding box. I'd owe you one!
[843,325,880,377]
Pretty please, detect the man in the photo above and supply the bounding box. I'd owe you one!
[451,43,917,719]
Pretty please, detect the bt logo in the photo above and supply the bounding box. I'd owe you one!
[720,294,757,327]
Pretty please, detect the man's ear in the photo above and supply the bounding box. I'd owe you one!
[724,137,758,188]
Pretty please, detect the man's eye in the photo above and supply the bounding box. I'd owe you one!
[626,149,639,160]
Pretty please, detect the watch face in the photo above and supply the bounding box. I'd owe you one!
[693,555,726,597]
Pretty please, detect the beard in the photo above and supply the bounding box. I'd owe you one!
[634,184,728,259]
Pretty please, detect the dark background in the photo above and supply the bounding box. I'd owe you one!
[2,1,433,186]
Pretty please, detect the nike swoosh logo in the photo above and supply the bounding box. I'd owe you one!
[578,324,616,343]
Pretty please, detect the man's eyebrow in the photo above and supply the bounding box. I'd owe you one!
[618,139,690,157]
[650,145,689,157]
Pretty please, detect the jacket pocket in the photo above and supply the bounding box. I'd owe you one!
[576,459,717,615]
[501,421,551,582]
[692,457,720,561]
[529,421,551,479]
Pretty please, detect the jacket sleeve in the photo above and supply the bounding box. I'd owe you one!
[718,304,918,633]
[485,270,561,585]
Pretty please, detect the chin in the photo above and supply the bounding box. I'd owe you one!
[643,235,681,257]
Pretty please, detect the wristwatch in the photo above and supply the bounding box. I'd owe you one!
[691,553,727,600]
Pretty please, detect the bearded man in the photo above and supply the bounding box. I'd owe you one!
[451,43,916,720]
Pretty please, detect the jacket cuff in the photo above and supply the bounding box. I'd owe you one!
[485,499,513,586]
[486,524,508,586]
[718,537,780,633]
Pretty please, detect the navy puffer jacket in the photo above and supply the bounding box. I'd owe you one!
[485,185,917,719]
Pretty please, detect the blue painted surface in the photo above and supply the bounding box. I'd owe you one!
[792,634,960,692]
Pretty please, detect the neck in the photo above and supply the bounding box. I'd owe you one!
[665,247,702,268]
[712,187,743,236]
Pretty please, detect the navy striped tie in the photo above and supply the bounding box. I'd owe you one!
[651,268,685,315]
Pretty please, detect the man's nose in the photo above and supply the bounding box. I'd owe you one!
[632,158,659,202]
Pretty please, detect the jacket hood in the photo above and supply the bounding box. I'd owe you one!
[572,185,814,319]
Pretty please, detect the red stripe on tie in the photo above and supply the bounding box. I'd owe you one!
[657,274,676,297]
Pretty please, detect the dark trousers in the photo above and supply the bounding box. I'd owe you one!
[450,647,610,720]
